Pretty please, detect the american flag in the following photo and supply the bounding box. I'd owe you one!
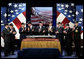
[7,3,26,39]
[1,7,7,32]
[1,3,26,47]
[76,5,83,39]
[31,7,52,25]
[56,3,83,39]
[1,7,7,47]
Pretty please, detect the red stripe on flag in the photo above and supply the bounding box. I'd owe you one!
[31,19,44,22]
[41,11,52,13]
[22,11,26,18]
[13,18,21,29]
[57,11,60,18]
[80,31,83,34]
[62,18,70,28]
[32,23,49,25]
[31,16,39,18]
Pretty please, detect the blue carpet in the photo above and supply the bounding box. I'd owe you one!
[1,50,79,58]
[18,48,61,58]
[1,51,18,58]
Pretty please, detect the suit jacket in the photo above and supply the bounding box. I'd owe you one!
[2,27,11,43]
[9,27,16,44]
[73,26,81,40]
[56,26,64,39]
[64,27,72,40]
[19,27,26,34]
[26,26,35,35]
[64,27,72,46]
[47,26,55,35]
[36,26,46,35]
[19,27,26,39]
[56,26,64,34]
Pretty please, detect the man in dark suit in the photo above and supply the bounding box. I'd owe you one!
[55,22,64,54]
[2,24,11,56]
[55,22,64,41]
[19,23,26,49]
[47,22,55,35]
[19,23,26,40]
[36,22,46,35]
[9,24,17,55]
[73,21,81,57]
[63,23,72,56]
[26,22,35,35]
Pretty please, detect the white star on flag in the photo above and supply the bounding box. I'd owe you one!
[4,13,7,17]
[72,14,75,17]
[65,4,69,8]
[12,15,15,17]
[79,18,83,21]
[1,21,3,23]
[57,4,60,6]
[14,4,18,8]
[8,3,12,6]
[68,15,71,17]
[16,12,19,14]
[23,4,26,6]
[8,14,11,16]
[58,8,61,10]
[8,19,10,21]
[65,10,68,12]
[76,11,79,15]
[19,4,22,7]
[64,12,67,15]
[61,4,64,7]
[81,9,83,12]
[69,10,72,13]
[71,3,74,6]
[10,10,14,13]
[15,10,18,12]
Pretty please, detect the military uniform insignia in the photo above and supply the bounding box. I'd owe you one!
[75,30,78,32]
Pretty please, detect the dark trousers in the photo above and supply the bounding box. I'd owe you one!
[19,35,26,50]
[19,38,23,50]
[4,42,10,56]
[65,39,72,56]
[74,39,81,56]
[10,43,15,54]
[56,34,64,54]
[56,34,64,47]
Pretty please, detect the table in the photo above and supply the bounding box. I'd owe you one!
[26,35,56,38]
[20,38,61,52]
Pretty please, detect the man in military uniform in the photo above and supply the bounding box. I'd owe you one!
[9,24,17,55]
[26,22,35,35]
[47,22,55,35]
[2,24,11,56]
[73,21,81,57]
[37,22,46,35]
[63,23,72,56]
[19,23,26,49]
[55,22,64,54]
